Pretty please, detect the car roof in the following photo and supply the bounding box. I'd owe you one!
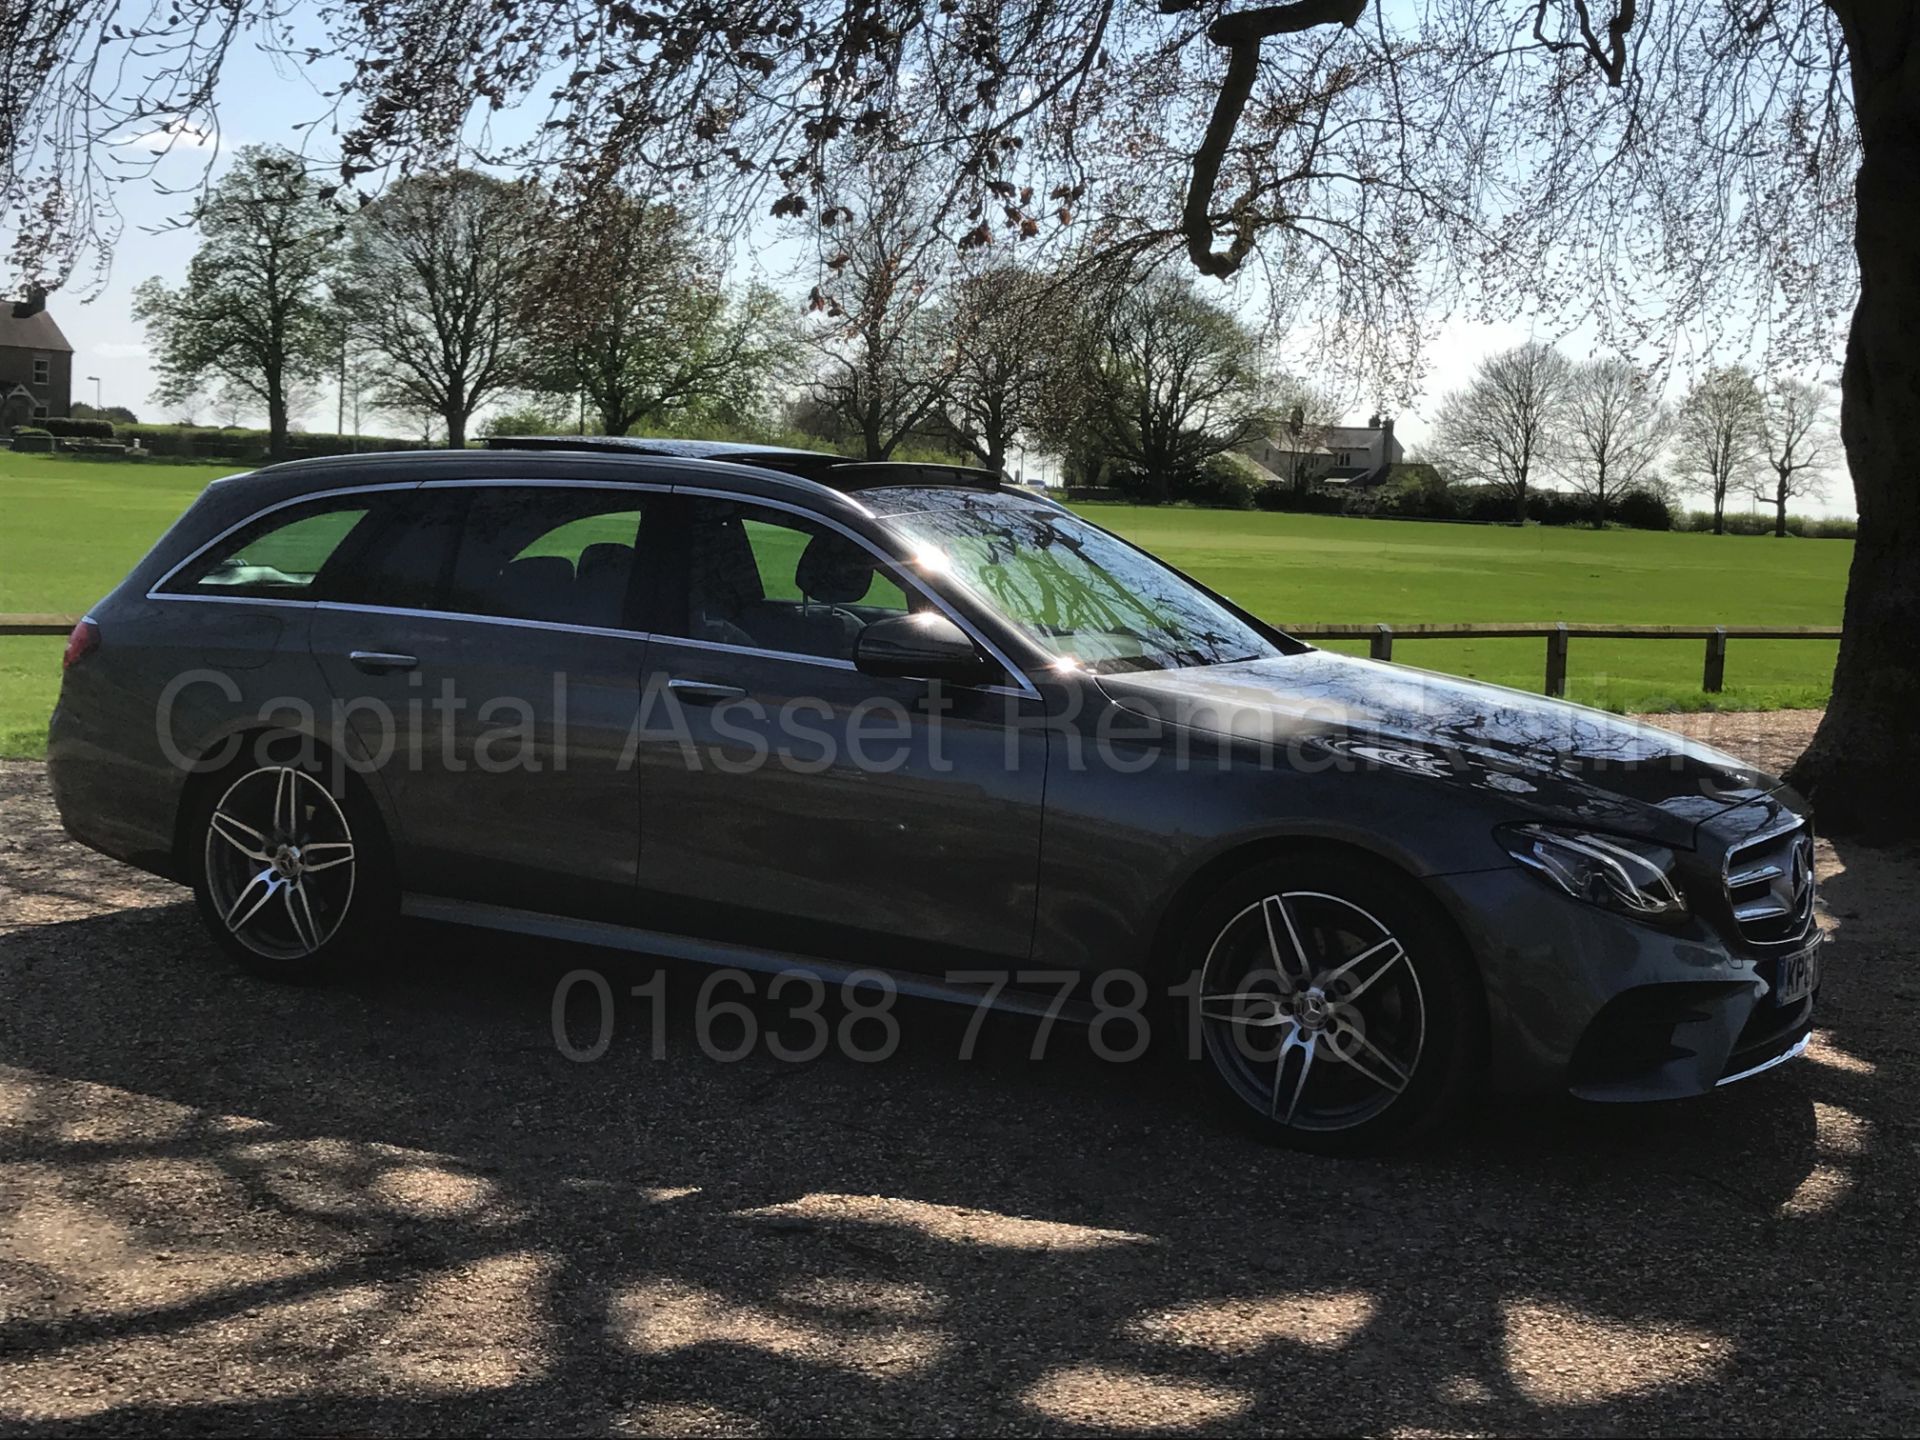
[485,435,837,465]
[204,447,1058,530]
[483,434,1008,493]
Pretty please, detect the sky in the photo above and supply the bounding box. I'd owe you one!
[37,25,1857,518]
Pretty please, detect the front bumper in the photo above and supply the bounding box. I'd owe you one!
[1430,866,1816,1101]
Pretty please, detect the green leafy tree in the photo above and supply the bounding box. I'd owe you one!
[1090,274,1275,503]
[528,194,795,436]
[344,169,541,448]
[133,147,339,461]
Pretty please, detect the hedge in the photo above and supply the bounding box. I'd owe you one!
[40,417,117,439]
[1673,508,1857,538]
[1254,483,1344,514]
[114,424,434,460]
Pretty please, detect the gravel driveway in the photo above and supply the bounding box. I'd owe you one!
[2,711,1917,1436]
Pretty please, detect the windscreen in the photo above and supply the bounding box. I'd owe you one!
[865,488,1289,673]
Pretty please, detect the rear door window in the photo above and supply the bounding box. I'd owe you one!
[329,489,464,613]
[173,498,381,600]
[443,486,650,629]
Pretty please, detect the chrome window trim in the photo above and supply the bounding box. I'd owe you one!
[673,483,1042,701]
[148,476,678,601]
[654,633,858,673]
[147,480,423,598]
[145,591,655,643]
[316,600,653,644]
[144,472,1038,697]
[148,592,318,612]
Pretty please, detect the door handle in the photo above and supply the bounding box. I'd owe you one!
[666,677,747,704]
[350,650,418,674]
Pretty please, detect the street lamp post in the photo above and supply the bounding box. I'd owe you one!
[85,375,101,411]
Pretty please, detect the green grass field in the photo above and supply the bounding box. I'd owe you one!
[1068,502,1847,714]
[0,454,1848,757]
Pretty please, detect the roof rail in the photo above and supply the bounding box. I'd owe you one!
[482,435,1010,494]
[822,462,1002,492]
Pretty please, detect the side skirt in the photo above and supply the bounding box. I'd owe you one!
[399,893,1099,1024]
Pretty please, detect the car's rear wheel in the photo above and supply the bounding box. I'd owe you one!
[1183,851,1482,1153]
[189,754,392,982]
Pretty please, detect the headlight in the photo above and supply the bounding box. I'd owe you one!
[1497,823,1689,923]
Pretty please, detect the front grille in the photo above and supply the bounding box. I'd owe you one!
[1723,820,1816,948]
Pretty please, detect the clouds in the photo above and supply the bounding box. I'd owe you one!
[114,119,223,155]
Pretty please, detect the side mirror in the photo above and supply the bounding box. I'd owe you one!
[854,612,998,687]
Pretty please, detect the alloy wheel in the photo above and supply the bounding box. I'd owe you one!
[1198,890,1426,1132]
[202,766,357,962]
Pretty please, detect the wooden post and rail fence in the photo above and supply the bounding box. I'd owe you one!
[0,615,1843,698]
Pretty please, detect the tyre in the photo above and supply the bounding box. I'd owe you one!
[1180,850,1483,1153]
[187,748,394,983]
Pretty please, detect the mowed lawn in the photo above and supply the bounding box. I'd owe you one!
[0,454,1849,757]
[1,456,237,756]
[1071,503,1848,714]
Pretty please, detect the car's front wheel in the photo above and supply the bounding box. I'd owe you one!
[188,755,392,982]
[1182,851,1483,1153]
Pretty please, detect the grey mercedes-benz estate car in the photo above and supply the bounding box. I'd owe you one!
[47,439,1822,1151]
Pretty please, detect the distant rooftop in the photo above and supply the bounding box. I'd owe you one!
[0,309,72,353]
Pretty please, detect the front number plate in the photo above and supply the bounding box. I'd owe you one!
[1775,941,1821,1007]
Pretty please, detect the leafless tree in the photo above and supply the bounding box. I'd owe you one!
[344,169,541,449]
[8,1,1918,830]
[1757,377,1837,538]
[1673,367,1765,537]
[1430,343,1571,524]
[1557,358,1669,529]
[941,263,1065,477]
[805,162,956,460]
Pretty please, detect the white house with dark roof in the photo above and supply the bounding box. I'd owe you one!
[1245,413,1403,489]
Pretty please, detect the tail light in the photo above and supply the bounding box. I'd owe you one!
[62,617,100,670]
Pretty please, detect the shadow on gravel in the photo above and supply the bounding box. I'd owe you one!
[0,862,1914,1436]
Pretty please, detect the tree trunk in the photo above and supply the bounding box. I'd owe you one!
[265,377,289,464]
[1786,1,1920,838]
[1774,490,1788,538]
[445,409,467,450]
[984,434,1007,478]
[1712,484,1726,535]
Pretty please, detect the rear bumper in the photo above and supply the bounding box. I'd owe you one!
[1430,867,1815,1101]
[47,699,187,882]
